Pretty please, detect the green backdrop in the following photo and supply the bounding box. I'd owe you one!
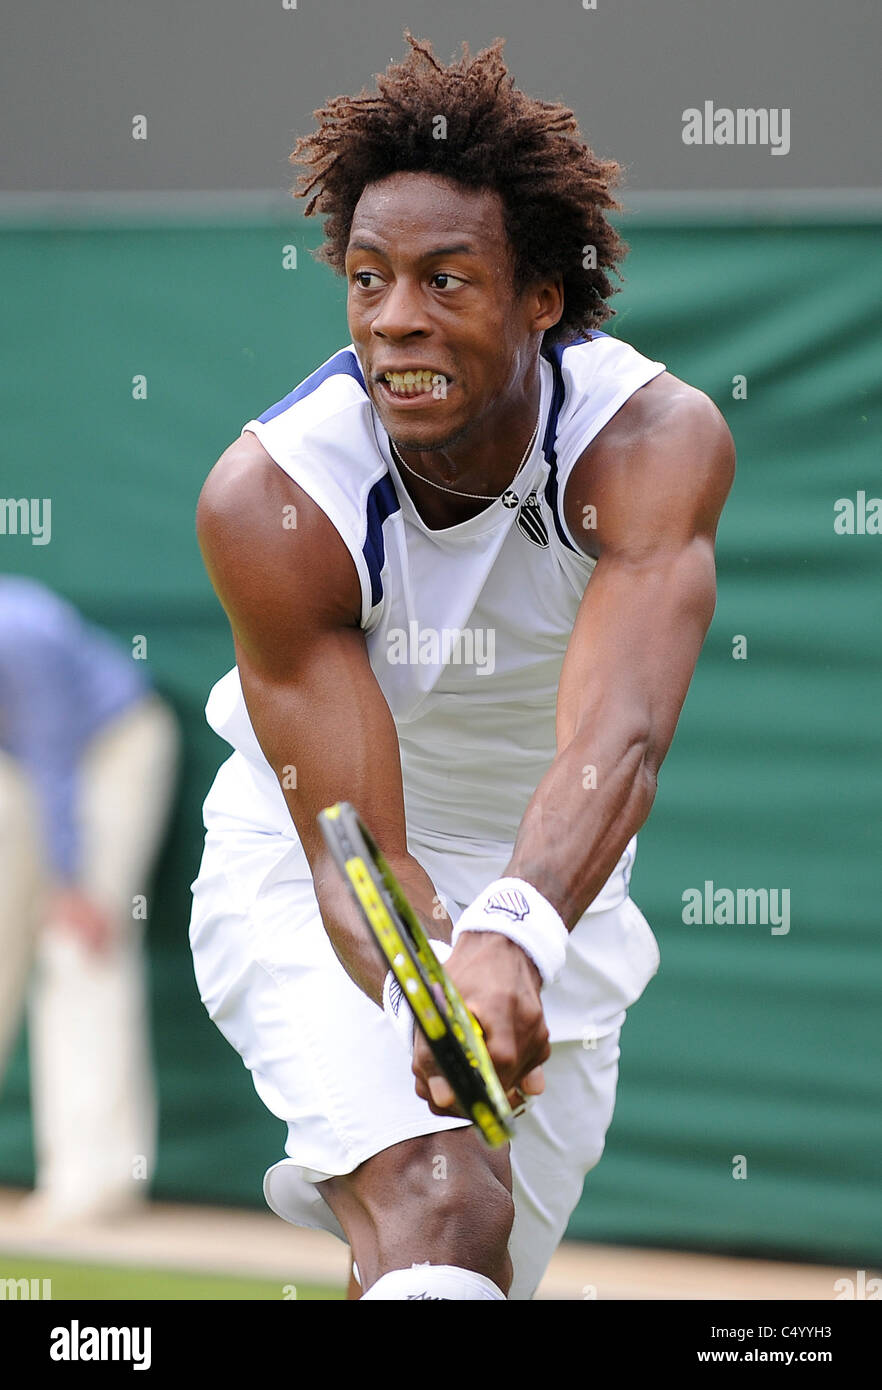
[1,210,879,1266]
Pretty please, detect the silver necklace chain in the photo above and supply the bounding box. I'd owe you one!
[389,410,541,502]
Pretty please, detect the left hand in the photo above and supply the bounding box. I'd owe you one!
[412,931,551,1117]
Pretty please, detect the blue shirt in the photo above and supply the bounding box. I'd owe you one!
[0,577,150,880]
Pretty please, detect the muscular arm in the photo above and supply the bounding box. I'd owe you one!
[506,373,735,920]
[196,432,451,1004]
[415,375,734,1117]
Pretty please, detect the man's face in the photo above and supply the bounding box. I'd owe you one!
[345,171,545,452]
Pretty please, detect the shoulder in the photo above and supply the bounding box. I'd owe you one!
[197,429,302,549]
[562,370,735,558]
[550,332,666,438]
[247,345,374,456]
[587,370,735,496]
[596,367,731,446]
[196,431,362,634]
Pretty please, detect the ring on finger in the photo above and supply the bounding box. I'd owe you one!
[511,1086,529,1116]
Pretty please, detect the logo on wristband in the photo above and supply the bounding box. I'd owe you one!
[388,977,404,1016]
[484,889,530,922]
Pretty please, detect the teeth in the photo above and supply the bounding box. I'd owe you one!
[383,369,443,395]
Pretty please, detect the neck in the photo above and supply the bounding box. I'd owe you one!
[389,360,543,519]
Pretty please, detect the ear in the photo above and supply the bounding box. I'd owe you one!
[527,277,564,336]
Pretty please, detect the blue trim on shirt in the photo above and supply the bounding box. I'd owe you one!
[540,342,577,551]
[363,473,401,609]
[257,349,366,424]
[540,333,607,552]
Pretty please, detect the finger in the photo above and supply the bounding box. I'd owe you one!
[411,1041,459,1112]
[428,1075,456,1109]
[416,1071,466,1118]
[519,1064,545,1096]
[413,1074,429,1102]
[412,1034,430,1075]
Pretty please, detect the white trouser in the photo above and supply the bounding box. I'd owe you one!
[191,753,661,1297]
[0,694,179,1212]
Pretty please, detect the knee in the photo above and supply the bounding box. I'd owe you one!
[422,1144,514,1246]
[376,1135,515,1282]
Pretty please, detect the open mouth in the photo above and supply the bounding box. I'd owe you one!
[377,369,452,399]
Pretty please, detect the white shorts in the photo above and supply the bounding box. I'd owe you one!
[189,754,660,1300]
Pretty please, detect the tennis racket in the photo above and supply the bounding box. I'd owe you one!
[317,801,514,1148]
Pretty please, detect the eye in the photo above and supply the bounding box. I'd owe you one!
[352,270,383,289]
[430,272,465,290]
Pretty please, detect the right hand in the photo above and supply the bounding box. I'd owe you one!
[413,930,550,1116]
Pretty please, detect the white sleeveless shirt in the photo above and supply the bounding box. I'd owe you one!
[203,332,665,913]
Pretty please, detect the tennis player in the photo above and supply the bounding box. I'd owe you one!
[189,34,734,1300]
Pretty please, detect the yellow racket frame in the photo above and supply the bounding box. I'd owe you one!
[320,803,514,1148]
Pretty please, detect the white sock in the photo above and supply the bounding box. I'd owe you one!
[359,1263,506,1300]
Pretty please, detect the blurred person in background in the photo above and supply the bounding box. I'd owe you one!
[0,575,179,1225]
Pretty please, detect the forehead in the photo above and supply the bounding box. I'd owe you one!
[347,172,510,260]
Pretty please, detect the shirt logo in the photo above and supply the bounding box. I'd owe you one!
[516,491,549,547]
[501,490,519,509]
[484,889,530,921]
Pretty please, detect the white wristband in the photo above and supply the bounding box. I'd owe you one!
[451,878,569,987]
[383,939,452,1053]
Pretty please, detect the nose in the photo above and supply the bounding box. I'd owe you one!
[369,274,431,340]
